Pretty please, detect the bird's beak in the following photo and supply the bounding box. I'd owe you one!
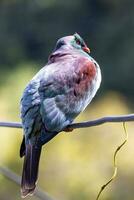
[83,46,90,54]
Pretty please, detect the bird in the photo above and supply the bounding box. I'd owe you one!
[20,33,101,198]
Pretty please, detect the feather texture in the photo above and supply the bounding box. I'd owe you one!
[21,144,42,198]
[20,34,101,197]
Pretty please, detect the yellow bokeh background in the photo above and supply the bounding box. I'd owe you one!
[0,65,134,200]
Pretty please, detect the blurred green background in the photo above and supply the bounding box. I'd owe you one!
[0,0,134,199]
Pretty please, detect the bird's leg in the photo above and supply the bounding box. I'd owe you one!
[64,127,74,133]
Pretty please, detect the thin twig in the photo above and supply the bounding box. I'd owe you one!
[96,122,128,200]
[0,114,134,130]
[0,166,56,200]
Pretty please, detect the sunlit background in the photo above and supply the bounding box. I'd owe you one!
[0,0,134,200]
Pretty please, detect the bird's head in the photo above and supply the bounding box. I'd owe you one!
[53,33,90,55]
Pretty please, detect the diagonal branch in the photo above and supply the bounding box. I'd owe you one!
[0,166,57,200]
[0,114,134,130]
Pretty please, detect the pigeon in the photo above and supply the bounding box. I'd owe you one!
[20,33,101,197]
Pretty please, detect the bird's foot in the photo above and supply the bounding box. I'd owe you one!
[64,127,74,133]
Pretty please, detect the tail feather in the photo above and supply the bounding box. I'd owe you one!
[20,136,25,157]
[21,144,42,198]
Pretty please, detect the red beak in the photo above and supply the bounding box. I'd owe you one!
[83,46,90,54]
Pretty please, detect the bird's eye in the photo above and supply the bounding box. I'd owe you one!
[76,39,81,45]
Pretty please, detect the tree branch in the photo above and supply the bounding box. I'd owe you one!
[0,114,134,199]
[0,166,57,200]
[0,121,22,128]
[68,113,134,129]
[0,114,134,130]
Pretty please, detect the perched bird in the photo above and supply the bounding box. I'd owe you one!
[20,33,101,197]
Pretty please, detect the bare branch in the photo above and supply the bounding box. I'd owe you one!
[0,121,22,128]
[0,114,134,130]
[0,115,134,199]
[68,113,134,129]
[0,166,57,200]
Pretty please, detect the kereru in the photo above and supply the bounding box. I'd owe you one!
[20,33,101,197]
